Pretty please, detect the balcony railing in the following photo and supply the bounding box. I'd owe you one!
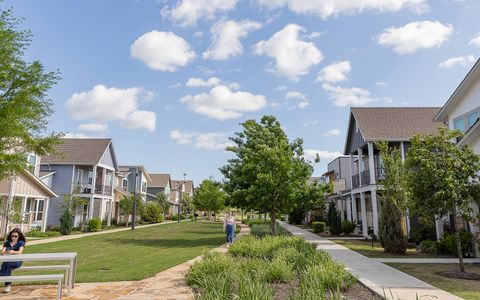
[95,184,113,196]
[361,170,370,186]
[352,174,359,188]
[351,167,385,189]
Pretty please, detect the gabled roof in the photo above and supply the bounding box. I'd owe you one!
[344,107,444,154]
[22,170,58,197]
[41,138,116,168]
[171,180,194,194]
[435,58,480,122]
[119,165,152,182]
[39,171,56,179]
[149,174,171,188]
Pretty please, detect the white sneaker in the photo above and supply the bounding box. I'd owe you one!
[4,286,11,293]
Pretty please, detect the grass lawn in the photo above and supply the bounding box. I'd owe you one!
[331,239,450,258]
[20,221,228,283]
[386,263,480,300]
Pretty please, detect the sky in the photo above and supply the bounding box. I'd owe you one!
[3,0,480,186]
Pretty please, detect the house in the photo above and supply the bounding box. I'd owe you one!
[0,153,57,235]
[170,180,194,216]
[40,138,119,228]
[113,170,130,223]
[146,174,172,202]
[434,58,480,240]
[118,166,151,202]
[322,156,352,222]
[343,107,445,237]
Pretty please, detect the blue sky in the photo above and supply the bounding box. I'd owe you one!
[4,0,480,185]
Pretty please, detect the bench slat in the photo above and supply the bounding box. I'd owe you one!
[0,274,63,282]
[18,265,70,270]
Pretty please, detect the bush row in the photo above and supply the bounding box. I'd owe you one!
[312,220,356,235]
[187,235,354,299]
[419,229,474,257]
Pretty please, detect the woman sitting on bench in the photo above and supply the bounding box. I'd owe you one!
[1,228,26,293]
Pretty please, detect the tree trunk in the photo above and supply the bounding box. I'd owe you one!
[264,212,267,222]
[241,209,243,221]
[271,209,277,235]
[452,215,465,272]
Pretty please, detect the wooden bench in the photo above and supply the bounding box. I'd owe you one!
[0,274,63,300]
[16,265,70,289]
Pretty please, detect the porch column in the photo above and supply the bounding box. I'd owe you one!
[400,142,406,162]
[406,209,411,235]
[371,190,379,235]
[89,165,97,219]
[435,215,444,241]
[358,148,364,186]
[20,196,28,232]
[351,194,357,222]
[348,154,355,221]
[102,168,106,195]
[99,198,105,221]
[339,199,345,221]
[346,196,352,222]
[42,198,49,232]
[360,192,368,237]
[107,199,112,226]
[368,142,376,185]
[89,196,95,219]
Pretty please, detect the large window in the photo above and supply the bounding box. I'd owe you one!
[27,154,36,174]
[453,108,480,133]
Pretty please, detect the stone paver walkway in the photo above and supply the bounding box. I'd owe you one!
[375,257,480,264]
[28,220,186,246]
[280,222,463,300]
[2,222,248,299]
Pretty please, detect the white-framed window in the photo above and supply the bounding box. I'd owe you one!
[88,169,94,185]
[122,178,128,190]
[141,181,147,193]
[77,169,84,185]
[25,199,44,222]
[453,107,480,132]
[27,154,37,174]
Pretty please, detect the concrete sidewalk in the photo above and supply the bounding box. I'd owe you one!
[280,222,463,300]
[375,257,480,264]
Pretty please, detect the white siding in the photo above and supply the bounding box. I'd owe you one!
[448,79,480,129]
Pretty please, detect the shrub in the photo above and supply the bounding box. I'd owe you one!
[26,229,61,238]
[341,221,356,235]
[419,240,438,254]
[409,226,437,245]
[87,217,102,232]
[250,223,288,237]
[312,221,326,233]
[142,202,164,223]
[327,203,342,235]
[438,230,474,257]
[289,207,307,225]
[379,196,407,254]
[59,210,74,235]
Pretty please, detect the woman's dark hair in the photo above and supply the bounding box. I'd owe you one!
[7,228,26,243]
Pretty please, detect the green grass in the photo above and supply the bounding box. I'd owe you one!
[386,263,480,300]
[331,239,450,258]
[20,221,228,283]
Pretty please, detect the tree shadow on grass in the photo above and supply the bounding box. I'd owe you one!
[102,237,224,248]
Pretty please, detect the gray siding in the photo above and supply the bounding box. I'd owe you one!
[99,145,115,168]
[146,187,163,201]
[41,165,74,228]
[339,157,351,190]
[345,116,366,155]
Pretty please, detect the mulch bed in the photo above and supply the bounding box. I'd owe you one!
[437,270,480,281]
[272,282,377,300]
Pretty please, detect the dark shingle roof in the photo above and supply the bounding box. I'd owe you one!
[352,107,445,141]
[171,180,194,194]
[149,174,170,187]
[41,138,112,165]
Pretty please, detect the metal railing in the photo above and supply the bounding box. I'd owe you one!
[352,174,360,188]
[95,185,113,195]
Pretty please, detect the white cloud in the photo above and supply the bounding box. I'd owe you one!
[131,30,196,71]
[376,21,452,54]
[286,91,309,109]
[302,120,318,127]
[323,129,340,136]
[181,85,267,120]
[77,123,108,132]
[228,82,241,90]
[121,111,156,132]
[163,0,238,27]
[304,149,342,161]
[64,133,92,139]
[203,19,262,60]
[316,61,351,83]
[255,0,429,19]
[65,85,156,132]
[469,33,480,47]
[254,24,323,81]
[186,77,221,87]
[375,81,388,87]
[170,130,233,150]
[322,83,375,107]
[439,55,475,69]
[276,85,287,91]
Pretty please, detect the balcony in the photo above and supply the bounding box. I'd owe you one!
[352,174,360,188]
[95,184,113,196]
[74,184,113,195]
[351,167,385,189]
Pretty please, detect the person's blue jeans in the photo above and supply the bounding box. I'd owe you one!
[0,261,22,286]
[226,224,234,244]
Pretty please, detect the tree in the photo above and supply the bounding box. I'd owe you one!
[289,181,329,224]
[376,141,408,254]
[57,185,87,234]
[220,115,314,235]
[180,193,193,217]
[193,179,225,220]
[0,7,62,181]
[327,202,342,235]
[119,194,144,226]
[406,128,480,272]
[154,192,170,217]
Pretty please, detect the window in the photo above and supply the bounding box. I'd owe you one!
[77,170,84,185]
[122,178,128,190]
[27,154,36,173]
[468,111,479,128]
[141,181,147,193]
[88,169,93,185]
[35,200,44,221]
[454,117,466,132]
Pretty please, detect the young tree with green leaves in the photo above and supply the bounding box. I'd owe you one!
[0,7,62,181]
[119,194,144,227]
[193,179,225,220]
[289,181,329,224]
[406,128,480,272]
[220,115,314,235]
[180,193,193,217]
[327,202,342,235]
[58,185,87,234]
[376,141,408,254]
[154,192,170,217]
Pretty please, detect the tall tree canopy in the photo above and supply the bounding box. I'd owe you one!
[193,179,225,219]
[406,128,480,272]
[220,115,314,234]
[0,7,62,180]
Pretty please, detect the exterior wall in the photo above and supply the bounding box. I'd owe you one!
[40,175,54,189]
[147,187,164,199]
[346,117,366,154]
[99,145,115,168]
[448,79,480,130]
[41,165,74,228]
[471,135,480,153]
